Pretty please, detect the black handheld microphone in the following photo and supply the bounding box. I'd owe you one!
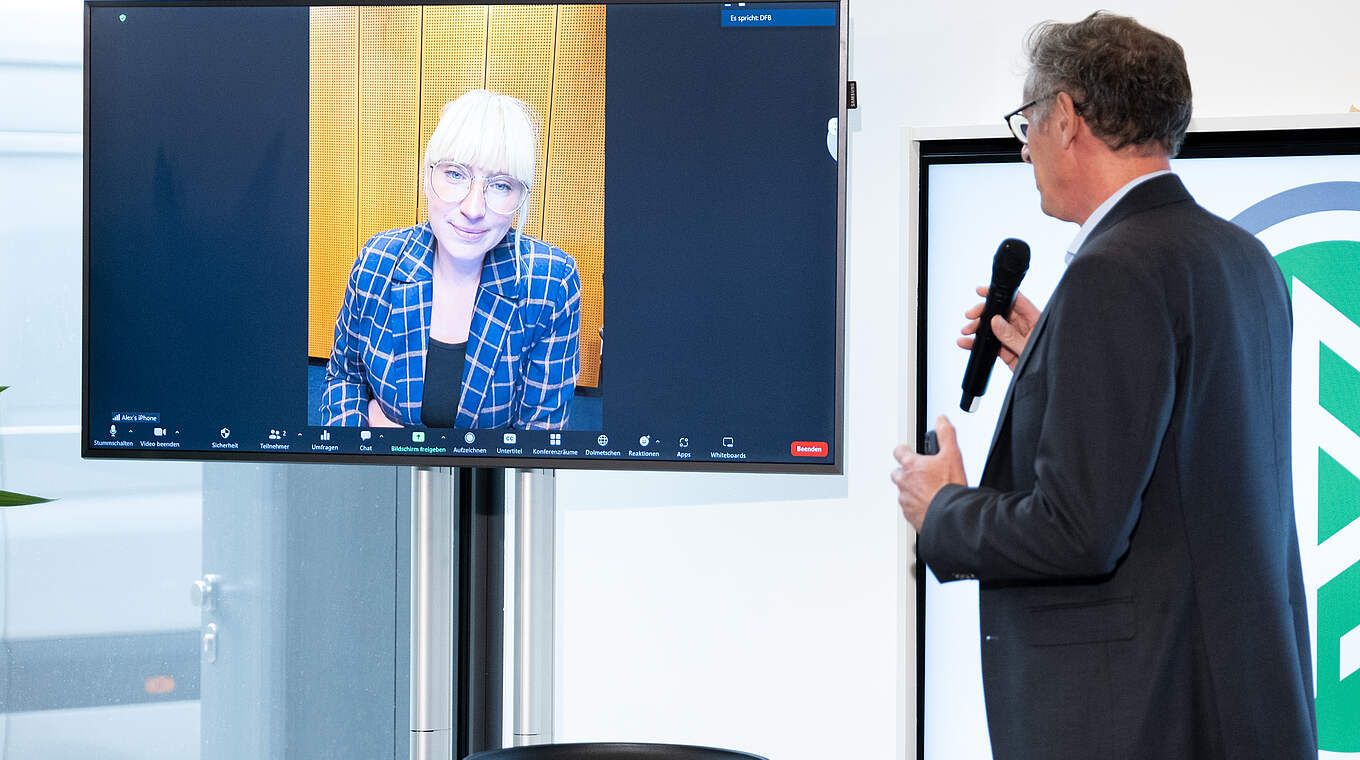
[960,238,1031,412]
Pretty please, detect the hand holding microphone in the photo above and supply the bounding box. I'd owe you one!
[960,239,1032,412]
[958,286,1040,371]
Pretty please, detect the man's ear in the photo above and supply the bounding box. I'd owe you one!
[1053,91,1081,149]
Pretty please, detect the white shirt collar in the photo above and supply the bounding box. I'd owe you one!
[1065,169,1173,264]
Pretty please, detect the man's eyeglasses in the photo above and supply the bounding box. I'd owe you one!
[1003,99,1040,144]
[1003,93,1084,144]
[427,161,528,216]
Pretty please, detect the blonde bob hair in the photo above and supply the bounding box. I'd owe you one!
[424,89,539,239]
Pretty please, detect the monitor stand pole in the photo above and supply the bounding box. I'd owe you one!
[409,466,548,758]
[514,468,556,746]
[412,467,456,760]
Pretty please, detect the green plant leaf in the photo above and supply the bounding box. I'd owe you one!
[1,387,52,504]
[0,490,53,507]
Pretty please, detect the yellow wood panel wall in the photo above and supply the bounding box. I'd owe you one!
[544,5,605,389]
[308,5,605,390]
[358,7,421,246]
[308,7,358,365]
[417,6,488,223]
[486,5,556,241]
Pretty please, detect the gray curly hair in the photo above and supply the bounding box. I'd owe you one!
[1024,11,1192,156]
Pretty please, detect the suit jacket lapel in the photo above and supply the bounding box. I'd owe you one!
[388,225,436,423]
[982,303,1052,478]
[455,235,520,426]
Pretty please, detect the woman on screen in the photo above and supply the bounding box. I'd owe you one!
[320,89,581,429]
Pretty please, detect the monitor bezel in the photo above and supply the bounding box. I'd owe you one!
[81,0,849,474]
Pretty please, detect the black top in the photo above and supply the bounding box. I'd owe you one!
[420,337,468,428]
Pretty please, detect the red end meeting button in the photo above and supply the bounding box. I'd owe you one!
[790,441,829,457]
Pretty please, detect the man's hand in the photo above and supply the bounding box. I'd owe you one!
[892,416,967,532]
[957,285,1040,371]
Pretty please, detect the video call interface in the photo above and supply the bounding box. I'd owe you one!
[84,1,844,470]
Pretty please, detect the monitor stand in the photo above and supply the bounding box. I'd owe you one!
[411,467,456,760]
[513,468,556,747]
[409,467,554,760]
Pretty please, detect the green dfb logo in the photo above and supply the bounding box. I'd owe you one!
[1276,239,1360,753]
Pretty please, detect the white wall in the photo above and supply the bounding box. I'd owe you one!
[553,2,1360,760]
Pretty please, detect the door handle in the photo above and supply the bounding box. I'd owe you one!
[201,622,219,664]
[191,573,220,612]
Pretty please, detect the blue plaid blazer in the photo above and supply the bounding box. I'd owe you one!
[320,222,581,429]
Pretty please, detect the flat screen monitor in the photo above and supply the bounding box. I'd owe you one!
[83,0,847,472]
[916,125,1360,759]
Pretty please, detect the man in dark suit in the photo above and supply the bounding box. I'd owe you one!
[892,12,1317,759]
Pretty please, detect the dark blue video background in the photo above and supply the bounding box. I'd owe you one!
[85,2,841,469]
[605,2,841,453]
[87,5,309,427]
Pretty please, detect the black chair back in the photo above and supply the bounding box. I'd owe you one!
[465,742,768,760]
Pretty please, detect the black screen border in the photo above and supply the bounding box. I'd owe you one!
[914,123,1360,758]
[81,0,849,474]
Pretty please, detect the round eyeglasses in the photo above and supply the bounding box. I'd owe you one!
[427,161,528,216]
[1003,93,1084,144]
[1003,99,1040,144]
